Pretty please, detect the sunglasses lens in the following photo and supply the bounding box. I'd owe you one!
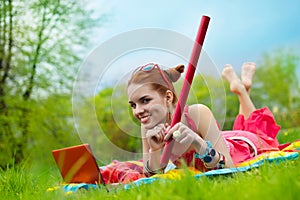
[133,63,172,90]
[142,64,155,71]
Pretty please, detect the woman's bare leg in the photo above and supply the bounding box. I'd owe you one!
[222,64,255,119]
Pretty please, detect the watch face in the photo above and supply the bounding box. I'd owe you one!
[204,155,212,163]
[210,148,216,157]
[203,148,216,163]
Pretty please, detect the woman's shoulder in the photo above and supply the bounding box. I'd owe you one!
[183,104,209,128]
[188,104,210,114]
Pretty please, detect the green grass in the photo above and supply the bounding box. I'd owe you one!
[277,127,300,144]
[0,159,299,200]
[1,128,299,200]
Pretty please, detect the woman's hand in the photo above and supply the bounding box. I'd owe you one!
[164,122,201,156]
[146,123,167,152]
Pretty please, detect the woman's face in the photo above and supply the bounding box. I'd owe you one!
[127,83,168,129]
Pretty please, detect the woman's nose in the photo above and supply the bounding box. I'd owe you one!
[134,104,145,115]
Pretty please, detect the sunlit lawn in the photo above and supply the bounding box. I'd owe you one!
[0,128,299,200]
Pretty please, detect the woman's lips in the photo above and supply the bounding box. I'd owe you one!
[140,115,150,124]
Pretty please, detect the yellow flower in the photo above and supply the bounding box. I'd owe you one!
[47,186,60,192]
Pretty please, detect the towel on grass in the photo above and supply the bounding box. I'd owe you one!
[48,140,300,193]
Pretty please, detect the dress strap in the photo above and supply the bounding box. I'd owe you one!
[183,106,197,132]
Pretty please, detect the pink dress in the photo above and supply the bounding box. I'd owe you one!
[173,106,280,169]
[222,107,280,164]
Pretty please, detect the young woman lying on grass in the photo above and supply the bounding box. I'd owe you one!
[127,62,280,176]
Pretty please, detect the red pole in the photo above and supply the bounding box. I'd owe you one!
[160,16,210,167]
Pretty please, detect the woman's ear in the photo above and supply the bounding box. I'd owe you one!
[165,90,174,105]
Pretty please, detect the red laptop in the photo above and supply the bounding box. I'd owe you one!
[52,144,105,184]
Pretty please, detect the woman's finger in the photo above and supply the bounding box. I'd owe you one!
[164,123,183,141]
[163,125,173,141]
[155,131,163,143]
[159,131,166,142]
[174,131,186,142]
[179,134,193,145]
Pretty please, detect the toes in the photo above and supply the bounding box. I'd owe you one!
[222,64,238,83]
[224,64,233,68]
[222,64,233,79]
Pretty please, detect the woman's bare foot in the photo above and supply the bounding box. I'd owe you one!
[222,64,246,95]
[241,62,256,91]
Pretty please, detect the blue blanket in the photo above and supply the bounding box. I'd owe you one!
[52,150,298,192]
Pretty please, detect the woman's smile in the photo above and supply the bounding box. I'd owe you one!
[140,114,150,124]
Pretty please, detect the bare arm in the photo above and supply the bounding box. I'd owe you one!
[188,104,235,167]
[142,128,150,168]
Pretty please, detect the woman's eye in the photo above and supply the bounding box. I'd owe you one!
[130,103,136,109]
[142,99,150,104]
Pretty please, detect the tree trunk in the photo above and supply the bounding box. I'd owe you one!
[0,0,8,114]
[16,2,48,165]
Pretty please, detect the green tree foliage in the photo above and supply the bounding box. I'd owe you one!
[0,0,104,168]
[252,51,300,128]
[94,87,142,160]
[252,51,299,110]
[27,94,81,164]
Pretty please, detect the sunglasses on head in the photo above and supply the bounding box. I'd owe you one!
[133,63,172,89]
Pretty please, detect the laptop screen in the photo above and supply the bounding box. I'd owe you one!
[52,144,105,184]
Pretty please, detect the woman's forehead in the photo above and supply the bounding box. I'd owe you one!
[128,83,151,96]
[127,83,161,101]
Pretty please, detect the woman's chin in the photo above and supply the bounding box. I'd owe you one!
[143,119,165,130]
[142,119,159,129]
[143,123,156,130]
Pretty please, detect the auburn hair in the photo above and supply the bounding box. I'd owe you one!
[127,64,184,105]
